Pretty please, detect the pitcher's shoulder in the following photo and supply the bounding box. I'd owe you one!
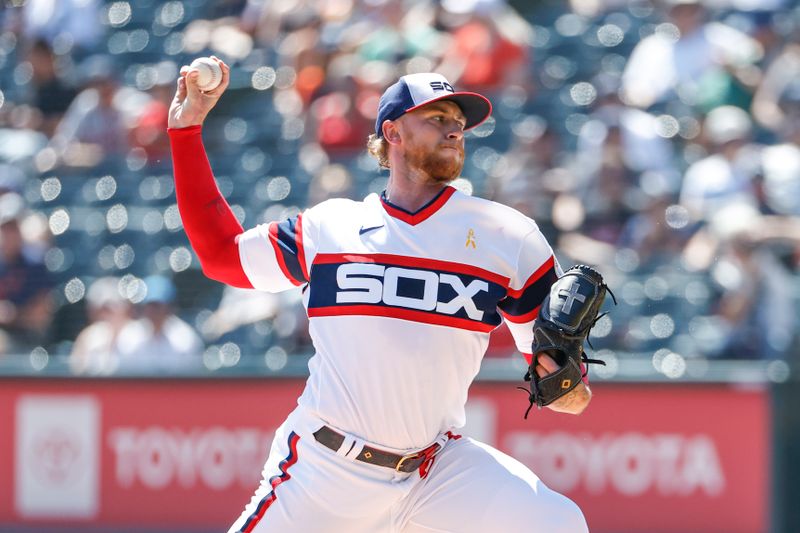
[305,196,371,220]
[452,189,542,236]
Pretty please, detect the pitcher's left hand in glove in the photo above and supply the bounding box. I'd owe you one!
[522,264,612,417]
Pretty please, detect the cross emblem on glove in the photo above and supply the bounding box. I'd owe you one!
[557,284,586,314]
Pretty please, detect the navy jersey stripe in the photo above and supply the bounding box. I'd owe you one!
[268,215,307,285]
[307,258,506,331]
[240,431,300,532]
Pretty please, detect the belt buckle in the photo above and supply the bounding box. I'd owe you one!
[395,450,424,473]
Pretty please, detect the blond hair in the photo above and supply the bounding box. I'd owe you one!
[366,134,390,169]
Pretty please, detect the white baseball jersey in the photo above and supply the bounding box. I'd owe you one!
[237,186,559,450]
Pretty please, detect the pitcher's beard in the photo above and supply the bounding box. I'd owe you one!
[407,148,464,185]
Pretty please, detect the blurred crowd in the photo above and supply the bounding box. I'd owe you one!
[0,0,798,374]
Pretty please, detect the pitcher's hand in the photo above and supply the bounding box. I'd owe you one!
[168,56,230,129]
[535,353,592,414]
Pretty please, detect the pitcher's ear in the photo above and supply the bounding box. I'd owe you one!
[383,120,401,144]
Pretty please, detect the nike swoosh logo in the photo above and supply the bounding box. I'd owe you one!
[359,224,384,235]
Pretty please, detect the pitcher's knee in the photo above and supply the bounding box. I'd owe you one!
[491,482,587,532]
[546,493,588,533]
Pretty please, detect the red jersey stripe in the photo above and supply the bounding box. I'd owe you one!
[312,253,510,287]
[308,305,496,333]
[295,213,308,282]
[500,305,541,324]
[241,432,300,532]
[506,256,555,298]
[380,186,456,225]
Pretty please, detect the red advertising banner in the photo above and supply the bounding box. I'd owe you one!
[0,379,769,532]
[467,383,770,533]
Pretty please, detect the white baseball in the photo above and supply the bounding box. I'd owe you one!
[189,57,223,92]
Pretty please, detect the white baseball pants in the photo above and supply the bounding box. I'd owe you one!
[229,406,588,533]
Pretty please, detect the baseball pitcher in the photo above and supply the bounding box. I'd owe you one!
[169,57,608,532]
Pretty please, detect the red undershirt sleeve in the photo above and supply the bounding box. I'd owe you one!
[168,125,253,288]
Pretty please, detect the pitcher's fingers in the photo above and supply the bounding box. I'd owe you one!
[209,56,230,83]
[173,75,187,102]
[203,56,229,95]
[534,353,560,377]
[210,55,228,71]
[184,70,202,96]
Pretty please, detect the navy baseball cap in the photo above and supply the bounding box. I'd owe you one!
[375,73,492,138]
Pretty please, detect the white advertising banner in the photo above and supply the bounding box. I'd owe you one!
[15,395,100,518]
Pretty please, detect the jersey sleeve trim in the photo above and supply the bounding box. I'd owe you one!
[268,214,308,286]
[498,256,557,323]
[506,256,555,298]
[296,213,309,281]
[499,304,541,324]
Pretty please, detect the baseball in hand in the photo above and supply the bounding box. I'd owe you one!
[189,57,223,92]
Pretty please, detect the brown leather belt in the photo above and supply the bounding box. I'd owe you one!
[313,425,442,473]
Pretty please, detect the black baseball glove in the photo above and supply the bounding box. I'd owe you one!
[521,264,613,418]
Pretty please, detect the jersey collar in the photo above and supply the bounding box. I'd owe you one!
[380,186,456,226]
